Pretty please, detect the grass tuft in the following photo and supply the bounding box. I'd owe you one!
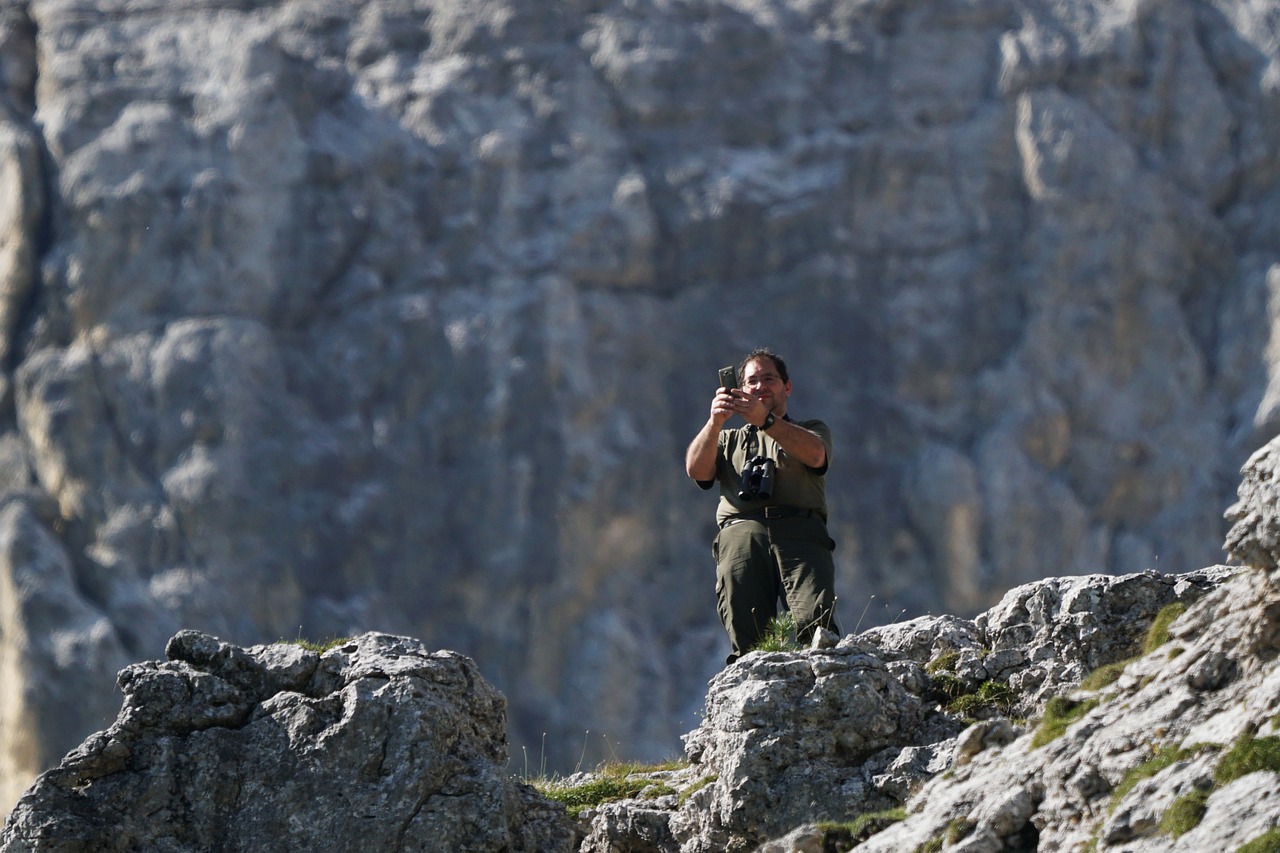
[1144,602,1187,654]
[288,636,352,652]
[944,816,977,844]
[926,650,961,674]
[1081,661,1128,691]
[533,759,689,815]
[1109,744,1215,811]
[1030,696,1101,749]
[1238,828,1280,853]
[537,776,655,813]
[678,774,717,806]
[818,808,907,845]
[1214,734,1280,785]
[947,680,1015,718]
[1159,788,1210,837]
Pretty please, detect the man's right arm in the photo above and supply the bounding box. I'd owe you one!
[686,389,735,482]
[685,418,722,482]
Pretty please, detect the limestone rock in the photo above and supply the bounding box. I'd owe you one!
[1225,437,1280,572]
[0,631,576,853]
[672,647,928,852]
[578,566,1234,853]
[862,566,1235,716]
[853,567,1280,853]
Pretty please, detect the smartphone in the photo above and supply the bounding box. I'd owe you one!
[718,365,738,391]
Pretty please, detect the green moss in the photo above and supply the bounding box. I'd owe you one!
[1144,602,1187,654]
[1167,646,1186,660]
[1238,828,1280,852]
[1159,789,1210,837]
[1081,661,1128,691]
[1030,696,1101,749]
[913,838,944,853]
[1214,734,1280,785]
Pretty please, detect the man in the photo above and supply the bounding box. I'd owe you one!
[685,347,840,663]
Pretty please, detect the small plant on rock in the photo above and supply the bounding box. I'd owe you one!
[752,612,801,653]
[678,774,717,806]
[928,672,969,704]
[947,680,1015,719]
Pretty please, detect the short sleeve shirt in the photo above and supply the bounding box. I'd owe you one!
[698,417,832,526]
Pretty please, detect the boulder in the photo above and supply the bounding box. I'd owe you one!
[0,631,575,853]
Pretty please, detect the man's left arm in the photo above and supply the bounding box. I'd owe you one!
[764,418,827,470]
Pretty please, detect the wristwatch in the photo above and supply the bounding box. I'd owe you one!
[761,412,777,431]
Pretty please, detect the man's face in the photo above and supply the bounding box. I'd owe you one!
[741,357,791,413]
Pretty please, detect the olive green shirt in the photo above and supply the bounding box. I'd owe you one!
[697,417,832,526]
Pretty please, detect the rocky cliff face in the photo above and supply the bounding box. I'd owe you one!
[1,0,1278,810]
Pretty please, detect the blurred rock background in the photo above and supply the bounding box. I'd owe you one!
[0,0,1276,813]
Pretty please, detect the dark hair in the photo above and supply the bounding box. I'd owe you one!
[739,347,789,383]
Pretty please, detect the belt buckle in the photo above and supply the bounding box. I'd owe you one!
[764,506,783,519]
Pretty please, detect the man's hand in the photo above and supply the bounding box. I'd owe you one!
[709,387,740,426]
[686,387,739,481]
[733,391,770,427]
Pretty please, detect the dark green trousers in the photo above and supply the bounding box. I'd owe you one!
[712,516,839,663]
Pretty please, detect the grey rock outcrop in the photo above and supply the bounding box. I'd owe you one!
[2,0,1280,811]
[851,567,1274,852]
[0,631,576,853]
[575,565,1233,853]
[671,645,931,852]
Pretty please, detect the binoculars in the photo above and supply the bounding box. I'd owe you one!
[738,455,776,500]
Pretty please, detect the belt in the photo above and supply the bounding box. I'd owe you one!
[719,506,825,528]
